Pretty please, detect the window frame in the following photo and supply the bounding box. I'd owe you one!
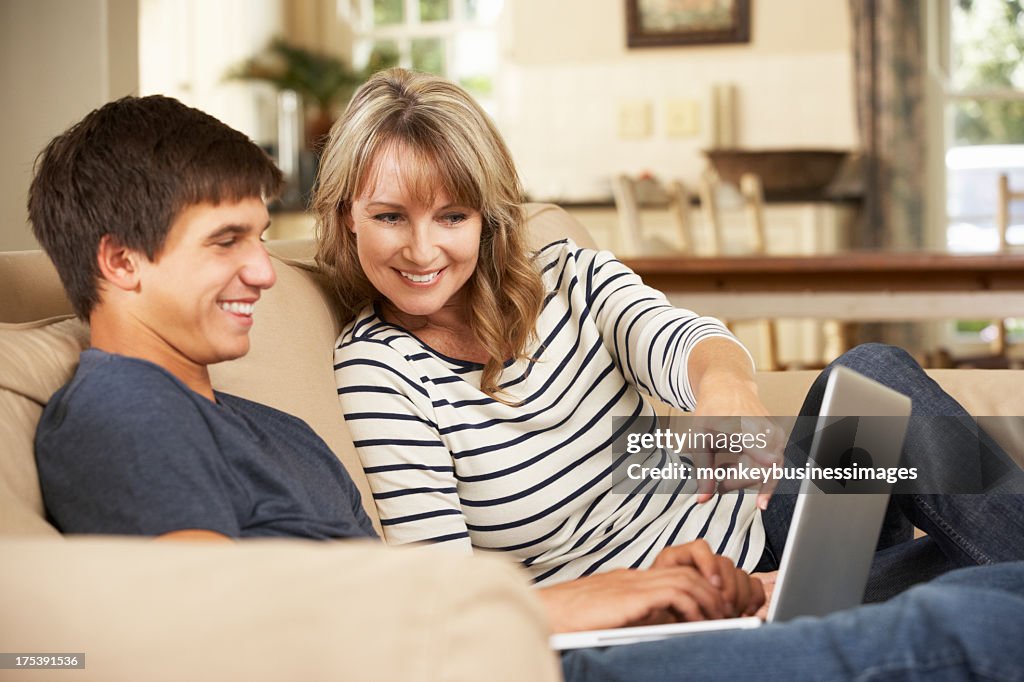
[351,0,502,109]
[924,0,1024,349]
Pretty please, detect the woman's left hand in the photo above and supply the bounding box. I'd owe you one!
[652,540,766,618]
[689,339,786,510]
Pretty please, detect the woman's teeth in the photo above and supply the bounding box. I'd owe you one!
[400,270,439,283]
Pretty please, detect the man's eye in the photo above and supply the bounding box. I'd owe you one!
[374,213,402,225]
[216,238,238,247]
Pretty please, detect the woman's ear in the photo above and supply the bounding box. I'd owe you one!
[96,234,143,291]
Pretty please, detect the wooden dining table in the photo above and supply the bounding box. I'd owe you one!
[620,251,1024,321]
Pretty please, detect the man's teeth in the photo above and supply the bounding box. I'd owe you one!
[218,301,255,315]
[400,270,439,283]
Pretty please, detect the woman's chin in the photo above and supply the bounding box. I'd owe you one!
[383,298,442,322]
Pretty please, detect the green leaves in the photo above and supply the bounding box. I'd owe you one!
[225,38,363,113]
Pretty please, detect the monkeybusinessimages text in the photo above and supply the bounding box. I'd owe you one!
[624,428,918,486]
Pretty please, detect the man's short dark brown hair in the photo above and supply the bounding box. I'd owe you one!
[28,95,284,319]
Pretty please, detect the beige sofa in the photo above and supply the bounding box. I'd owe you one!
[1,204,1021,681]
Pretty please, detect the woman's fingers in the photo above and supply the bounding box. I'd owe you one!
[745,573,767,616]
[715,555,738,614]
[652,542,770,619]
[641,565,726,621]
[732,564,751,615]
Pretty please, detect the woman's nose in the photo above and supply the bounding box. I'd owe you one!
[404,225,440,265]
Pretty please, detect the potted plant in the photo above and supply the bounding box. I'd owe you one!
[227,38,363,150]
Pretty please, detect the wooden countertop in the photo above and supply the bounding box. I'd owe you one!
[622,252,1024,293]
[620,251,1024,321]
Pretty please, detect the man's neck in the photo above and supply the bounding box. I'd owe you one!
[89,310,216,402]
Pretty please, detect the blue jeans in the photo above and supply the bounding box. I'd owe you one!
[758,344,1024,601]
[562,345,1024,680]
[561,561,1024,681]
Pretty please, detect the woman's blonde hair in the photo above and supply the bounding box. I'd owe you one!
[314,68,544,399]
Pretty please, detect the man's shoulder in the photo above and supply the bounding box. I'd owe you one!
[64,348,194,398]
[39,350,206,436]
[213,392,313,433]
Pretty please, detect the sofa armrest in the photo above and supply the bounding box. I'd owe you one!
[0,537,561,682]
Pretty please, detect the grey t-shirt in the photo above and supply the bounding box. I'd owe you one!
[35,349,376,540]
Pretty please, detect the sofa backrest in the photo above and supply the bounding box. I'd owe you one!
[0,317,87,535]
[0,203,597,535]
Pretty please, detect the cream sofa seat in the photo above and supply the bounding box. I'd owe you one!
[4,537,555,682]
[1,203,1022,680]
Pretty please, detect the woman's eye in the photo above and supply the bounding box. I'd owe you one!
[374,213,402,225]
[440,213,467,226]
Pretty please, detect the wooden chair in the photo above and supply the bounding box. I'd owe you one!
[991,173,1021,356]
[699,170,846,371]
[996,172,1023,251]
[698,169,766,255]
[610,174,694,255]
[611,173,789,365]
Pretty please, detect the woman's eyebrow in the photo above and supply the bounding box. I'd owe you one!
[364,201,405,210]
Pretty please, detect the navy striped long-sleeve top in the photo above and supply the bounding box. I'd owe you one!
[334,239,765,585]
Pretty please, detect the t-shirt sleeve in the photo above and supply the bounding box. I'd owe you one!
[575,245,754,411]
[334,338,472,552]
[35,368,243,538]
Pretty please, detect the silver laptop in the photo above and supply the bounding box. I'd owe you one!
[551,366,912,650]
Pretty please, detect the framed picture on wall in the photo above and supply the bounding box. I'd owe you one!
[626,0,751,48]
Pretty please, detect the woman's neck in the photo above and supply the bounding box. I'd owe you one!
[380,300,489,364]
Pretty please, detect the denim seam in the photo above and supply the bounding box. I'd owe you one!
[915,495,993,565]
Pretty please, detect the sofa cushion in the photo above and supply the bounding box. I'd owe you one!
[2,537,559,682]
[524,203,598,251]
[0,316,88,535]
[756,369,1024,418]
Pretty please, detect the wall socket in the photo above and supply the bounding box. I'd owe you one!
[665,99,700,137]
[618,100,652,138]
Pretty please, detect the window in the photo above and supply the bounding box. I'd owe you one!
[351,0,503,111]
[929,0,1024,345]
[944,0,1024,253]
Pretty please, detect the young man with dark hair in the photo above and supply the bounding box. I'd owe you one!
[30,95,376,541]
[27,96,1024,681]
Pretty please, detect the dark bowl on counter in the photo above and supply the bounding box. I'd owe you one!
[704,149,849,194]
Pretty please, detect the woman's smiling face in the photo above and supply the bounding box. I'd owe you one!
[347,144,482,327]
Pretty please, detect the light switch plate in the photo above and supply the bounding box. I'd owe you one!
[618,100,652,138]
[665,99,700,137]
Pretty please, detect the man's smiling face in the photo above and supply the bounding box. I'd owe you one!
[130,197,276,369]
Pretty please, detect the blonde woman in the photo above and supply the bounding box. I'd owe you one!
[316,69,1024,612]
[317,67,770,584]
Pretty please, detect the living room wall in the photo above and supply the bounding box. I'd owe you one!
[497,0,857,202]
[0,0,857,250]
[0,0,137,253]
